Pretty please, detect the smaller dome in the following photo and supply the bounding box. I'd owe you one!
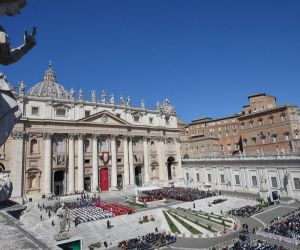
[27,64,70,99]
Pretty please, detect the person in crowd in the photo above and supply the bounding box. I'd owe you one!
[104,241,108,249]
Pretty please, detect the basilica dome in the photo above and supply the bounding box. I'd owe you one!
[27,64,70,99]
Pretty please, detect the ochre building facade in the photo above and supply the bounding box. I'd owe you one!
[181,93,300,158]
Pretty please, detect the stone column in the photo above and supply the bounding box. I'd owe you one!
[68,134,75,194]
[129,137,135,186]
[11,132,25,200]
[143,137,150,184]
[43,133,52,195]
[77,134,84,193]
[123,136,130,187]
[175,138,183,181]
[157,137,167,182]
[92,135,99,192]
[110,135,118,190]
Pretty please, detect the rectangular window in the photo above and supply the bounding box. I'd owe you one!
[196,173,200,182]
[271,177,278,188]
[134,115,140,122]
[186,173,190,180]
[207,174,211,183]
[165,117,170,125]
[56,108,66,117]
[284,133,290,141]
[294,178,300,190]
[85,110,90,117]
[220,174,225,184]
[252,176,258,186]
[235,175,240,185]
[149,117,153,124]
[31,106,39,115]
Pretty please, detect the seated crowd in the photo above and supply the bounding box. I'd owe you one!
[227,205,261,217]
[44,194,134,224]
[118,232,176,250]
[264,208,300,240]
[97,203,136,216]
[138,187,216,202]
[230,234,281,250]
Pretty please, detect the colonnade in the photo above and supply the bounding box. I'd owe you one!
[42,133,182,195]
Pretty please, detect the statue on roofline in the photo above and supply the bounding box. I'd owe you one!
[101,89,106,103]
[109,93,114,104]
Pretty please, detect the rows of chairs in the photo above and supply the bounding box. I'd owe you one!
[96,203,136,216]
[68,206,114,223]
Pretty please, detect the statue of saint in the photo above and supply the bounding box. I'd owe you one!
[126,96,131,107]
[56,203,70,235]
[18,81,25,94]
[0,74,22,146]
[101,90,106,103]
[91,90,96,101]
[260,175,268,191]
[0,0,26,16]
[141,98,145,108]
[109,93,114,104]
[69,88,75,98]
[120,95,125,105]
[0,0,36,146]
[78,89,83,100]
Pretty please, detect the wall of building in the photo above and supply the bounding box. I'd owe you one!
[182,156,300,200]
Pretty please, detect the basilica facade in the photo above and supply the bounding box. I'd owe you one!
[0,65,183,201]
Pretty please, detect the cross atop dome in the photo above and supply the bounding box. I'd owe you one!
[44,61,56,82]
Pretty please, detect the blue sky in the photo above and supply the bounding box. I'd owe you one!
[1,0,300,123]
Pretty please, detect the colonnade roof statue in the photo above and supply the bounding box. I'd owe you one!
[0,0,36,146]
[0,0,36,202]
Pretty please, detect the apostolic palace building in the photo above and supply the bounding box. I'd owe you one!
[180,93,300,200]
[0,64,183,201]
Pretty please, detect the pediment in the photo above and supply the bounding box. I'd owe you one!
[77,110,130,125]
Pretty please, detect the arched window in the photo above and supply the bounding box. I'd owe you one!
[28,173,37,189]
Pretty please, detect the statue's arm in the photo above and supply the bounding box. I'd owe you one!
[2,27,36,65]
